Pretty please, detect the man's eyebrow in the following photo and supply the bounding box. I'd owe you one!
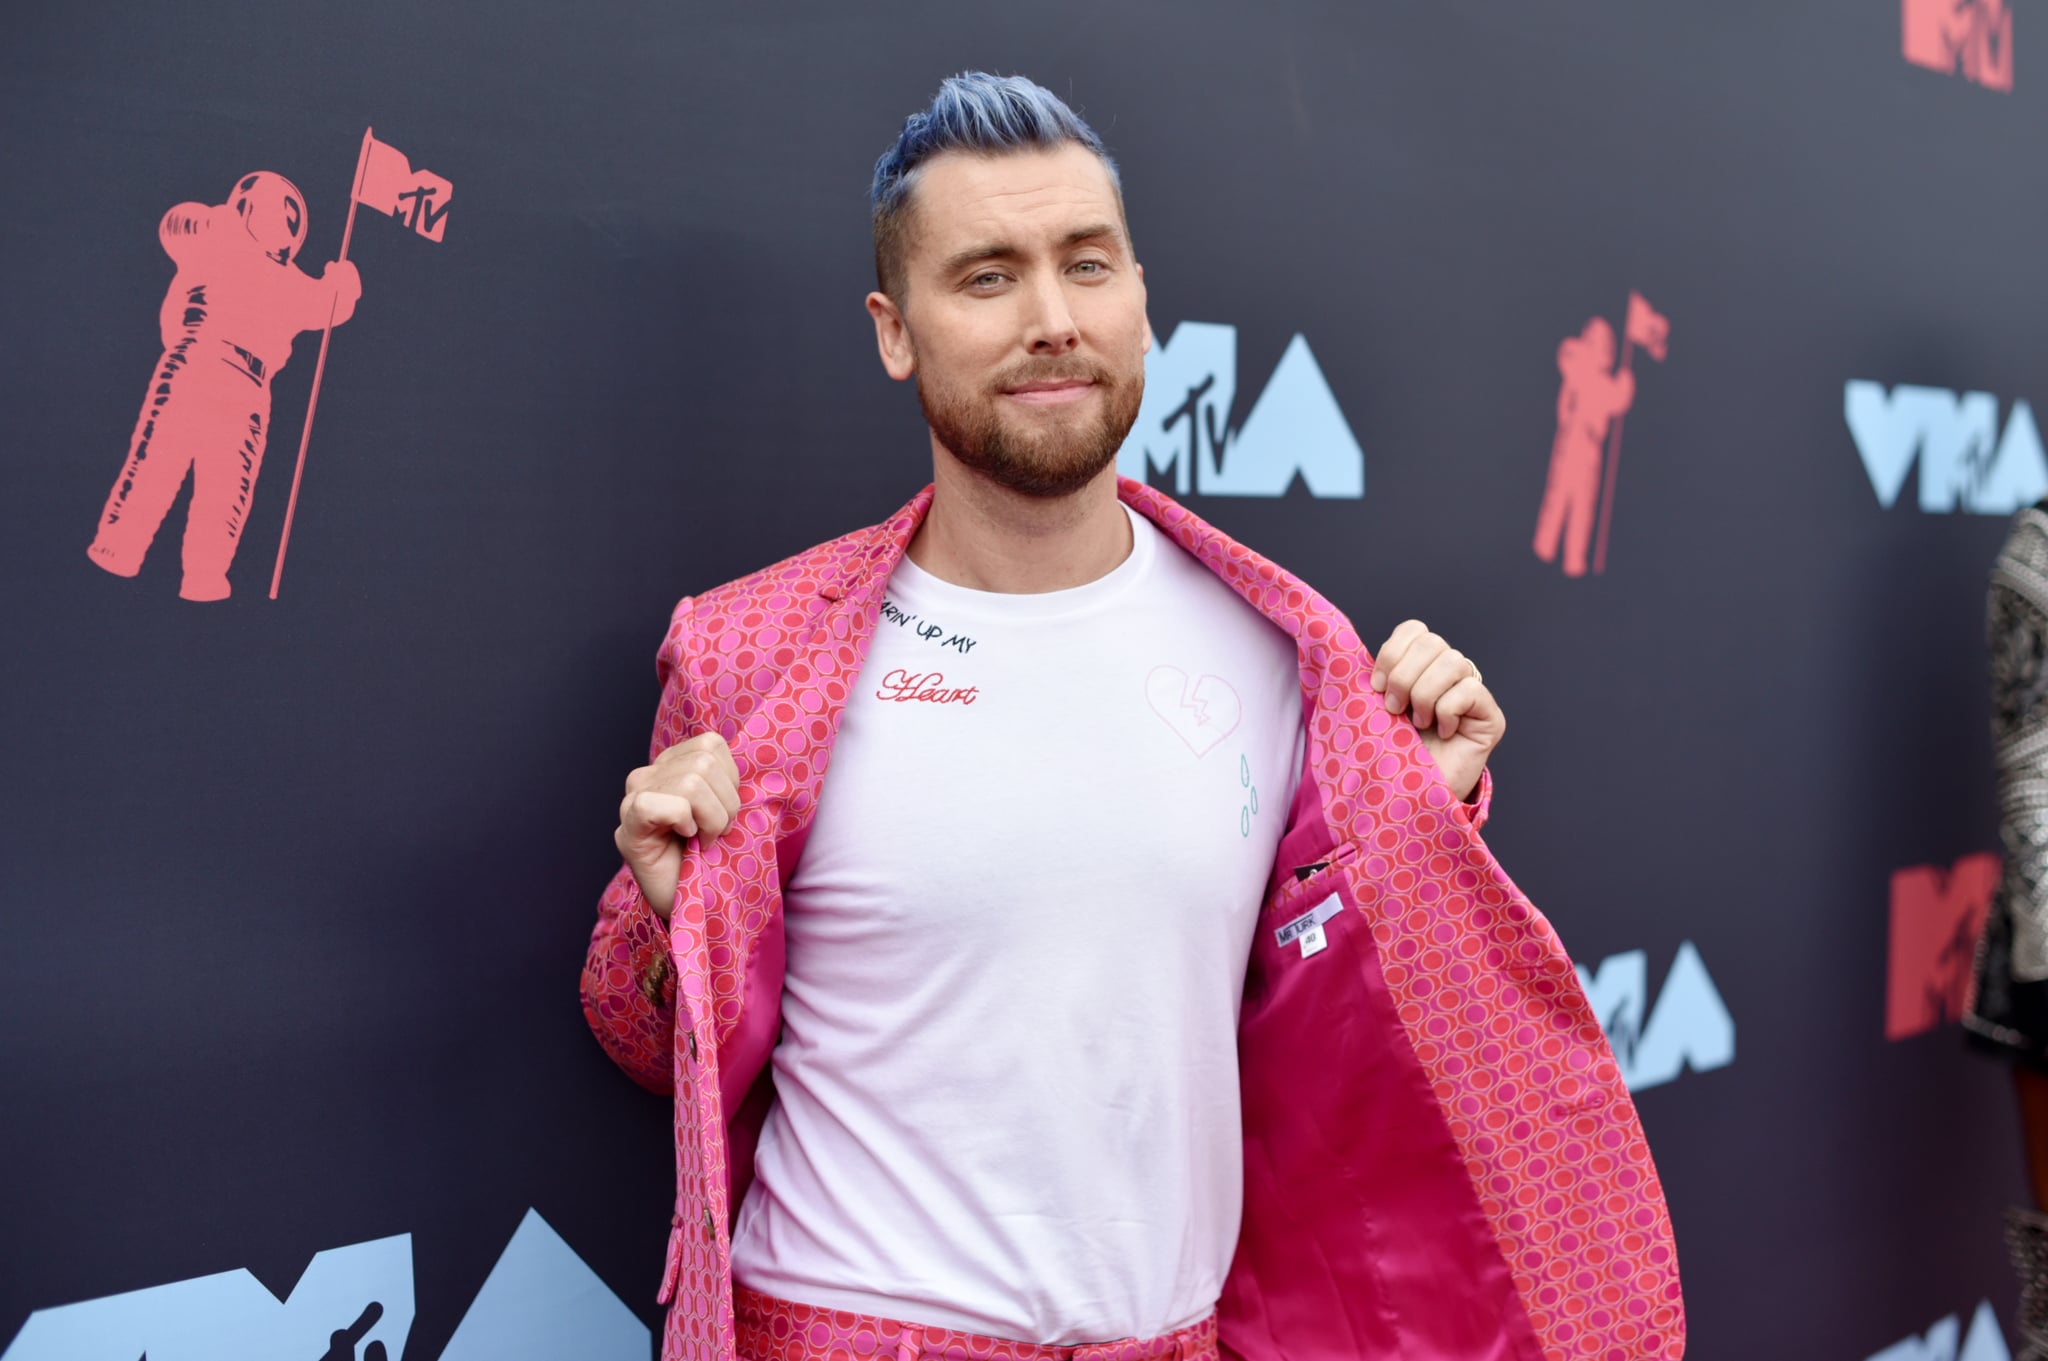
[1061,223,1124,251]
[939,223,1126,278]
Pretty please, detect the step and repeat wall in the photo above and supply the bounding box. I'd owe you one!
[1,2,2037,1357]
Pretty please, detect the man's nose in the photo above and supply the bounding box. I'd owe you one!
[1022,275,1079,355]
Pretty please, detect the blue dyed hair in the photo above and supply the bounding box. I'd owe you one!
[870,71,1124,299]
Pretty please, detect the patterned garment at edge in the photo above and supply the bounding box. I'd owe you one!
[580,477,1686,1361]
[1970,502,2048,1067]
[732,1284,1220,1361]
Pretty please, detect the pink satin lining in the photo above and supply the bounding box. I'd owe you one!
[1217,778,1542,1361]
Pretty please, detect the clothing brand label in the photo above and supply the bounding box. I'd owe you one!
[1274,893,1343,949]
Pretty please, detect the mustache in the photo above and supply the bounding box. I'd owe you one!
[989,358,1117,392]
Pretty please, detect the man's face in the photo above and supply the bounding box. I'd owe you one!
[870,143,1150,499]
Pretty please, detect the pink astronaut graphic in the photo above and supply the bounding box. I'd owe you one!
[1532,291,1669,577]
[87,129,449,602]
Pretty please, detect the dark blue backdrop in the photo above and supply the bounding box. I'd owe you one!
[1,2,2035,1355]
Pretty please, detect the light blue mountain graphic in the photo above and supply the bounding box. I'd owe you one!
[1116,321,1364,499]
[0,1232,413,1361]
[1866,1299,2009,1361]
[439,1209,646,1360]
[2,1208,647,1361]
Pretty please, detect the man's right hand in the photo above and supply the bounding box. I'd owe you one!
[615,732,741,920]
[323,259,363,306]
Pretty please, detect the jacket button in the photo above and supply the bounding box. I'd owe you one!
[702,1207,716,1238]
[686,1030,698,1062]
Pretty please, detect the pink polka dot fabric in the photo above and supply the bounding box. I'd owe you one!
[581,478,1683,1361]
[732,1285,1220,1361]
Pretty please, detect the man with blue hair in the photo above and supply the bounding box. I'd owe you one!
[584,72,1681,1361]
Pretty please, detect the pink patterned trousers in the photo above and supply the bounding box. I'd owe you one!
[733,1285,1221,1361]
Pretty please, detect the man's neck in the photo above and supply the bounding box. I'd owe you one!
[904,440,1134,594]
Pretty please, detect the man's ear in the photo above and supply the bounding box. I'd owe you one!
[1136,261,1152,355]
[866,291,916,381]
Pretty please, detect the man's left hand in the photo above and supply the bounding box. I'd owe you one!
[1369,619,1504,803]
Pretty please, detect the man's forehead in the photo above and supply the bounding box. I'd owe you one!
[910,145,1124,249]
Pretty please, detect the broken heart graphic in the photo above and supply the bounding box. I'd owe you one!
[1145,665,1242,757]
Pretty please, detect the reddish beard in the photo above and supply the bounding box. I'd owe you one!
[915,356,1145,499]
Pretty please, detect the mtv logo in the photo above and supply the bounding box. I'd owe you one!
[1903,0,2014,92]
[1116,321,1364,498]
[0,1232,413,1361]
[1,1208,646,1361]
[1846,382,2048,514]
[1574,941,1734,1091]
[1886,852,2000,1041]
[1867,1299,2010,1361]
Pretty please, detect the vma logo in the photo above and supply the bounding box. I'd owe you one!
[1574,941,1735,1091]
[1847,382,2048,514]
[1904,0,2013,92]
[1867,1299,2010,1361]
[1115,321,1364,499]
[1887,852,2000,1041]
[0,1208,645,1361]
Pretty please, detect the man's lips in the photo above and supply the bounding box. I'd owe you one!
[1001,380,1096,406]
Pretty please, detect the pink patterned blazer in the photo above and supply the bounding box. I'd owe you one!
[581,478,1683,1361]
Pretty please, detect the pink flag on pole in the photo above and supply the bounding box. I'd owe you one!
[270,127,450,601]
[1624,291,1669,362]
[354,135,453,242]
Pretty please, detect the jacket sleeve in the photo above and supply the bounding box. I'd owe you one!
[1453,764,1493,833]
[579,595,699,1095]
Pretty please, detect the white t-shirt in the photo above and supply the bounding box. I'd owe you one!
[728,502,1306,1344]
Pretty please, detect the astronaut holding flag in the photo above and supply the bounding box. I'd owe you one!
[1531,289,1669,578]
[86,173,363,601]
[86,129,449,603]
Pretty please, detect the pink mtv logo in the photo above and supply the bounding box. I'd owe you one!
[1903,0,2013,91]
[1885,852,1999,1040]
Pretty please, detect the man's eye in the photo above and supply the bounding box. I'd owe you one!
[1072,260,1105,275]
[972,272,1006,287]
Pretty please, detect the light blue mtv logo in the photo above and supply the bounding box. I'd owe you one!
[1116,321,1364,498]
[2,1208,646,1361]
[1866,1300,2009,1361]
[1574,941,1735,1092]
